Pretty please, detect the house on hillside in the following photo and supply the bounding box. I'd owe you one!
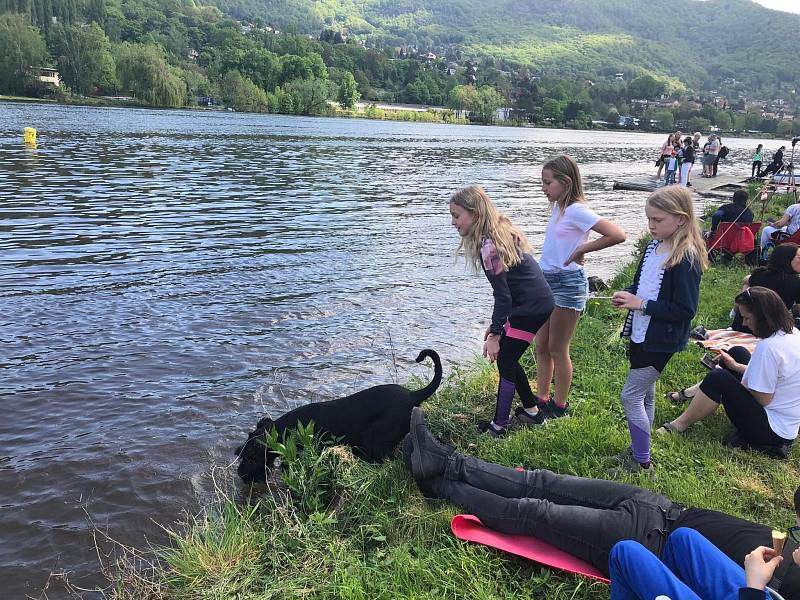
[37,68,61,87]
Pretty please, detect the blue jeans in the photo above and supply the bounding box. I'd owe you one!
[609,527,770,599]
[665,169,677,184]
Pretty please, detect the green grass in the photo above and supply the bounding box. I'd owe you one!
[105,245,799,600]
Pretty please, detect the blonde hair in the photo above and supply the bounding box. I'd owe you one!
[450,185,531,271]
[542,155,586,213]
[646,187,709,271]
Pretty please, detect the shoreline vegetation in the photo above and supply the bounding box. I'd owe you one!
[95,190,800,600]
[0,94,787,140]
[1,95,791,138]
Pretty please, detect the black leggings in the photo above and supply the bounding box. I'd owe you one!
[698,346,792,446]
[752,161,762,177]
[494,313,551,424]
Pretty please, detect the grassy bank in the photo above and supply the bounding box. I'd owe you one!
[101,194,800,600]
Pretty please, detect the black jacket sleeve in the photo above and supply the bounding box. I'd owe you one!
[483,267,512,335]
[642,258,701,322]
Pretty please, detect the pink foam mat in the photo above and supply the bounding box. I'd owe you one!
[450,514,610,583]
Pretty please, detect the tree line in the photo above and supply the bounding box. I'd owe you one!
[0,0,798,132]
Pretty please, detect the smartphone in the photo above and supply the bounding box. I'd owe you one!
[700,352,721,370]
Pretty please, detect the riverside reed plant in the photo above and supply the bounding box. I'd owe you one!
[106,243,800,600]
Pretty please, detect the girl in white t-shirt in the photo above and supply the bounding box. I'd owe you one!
[659,286,800,458]
[520,155,625,424]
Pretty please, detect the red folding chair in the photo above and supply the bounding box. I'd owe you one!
[707,222,761,265]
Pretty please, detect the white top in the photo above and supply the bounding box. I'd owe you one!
[707,139,720,156]
[667,156,678,170]
[631,243,667,343]
[539,202,601,272]
[785,203,800,235]
[742,328,800,440]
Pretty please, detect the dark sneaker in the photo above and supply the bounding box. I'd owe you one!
[750,442,791,460]
[409,407,454,480]
[477,420,507,438]
[608,454,656,480]
[514,406,546,426]
[542,402,569,419]
[607,446,633,465]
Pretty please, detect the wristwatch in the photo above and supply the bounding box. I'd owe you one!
[640,300,648,314]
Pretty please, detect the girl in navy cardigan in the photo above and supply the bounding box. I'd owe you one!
[610,187,709,475]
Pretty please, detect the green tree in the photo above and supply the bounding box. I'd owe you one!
[541,98,564,123]
[282,77,333,115]
[652,110,674,130]
[0,13,48,94]
[627,75,666,99]
[220,70,267,112]
[337,71,359,108]
[49,22,116,95]
[714,111,732,132]
[687,116,711,132]
[115,42,187,107]
[474,85,503,124]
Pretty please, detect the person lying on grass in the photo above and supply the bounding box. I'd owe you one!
[656,286,800,459]
[402,407,800,597]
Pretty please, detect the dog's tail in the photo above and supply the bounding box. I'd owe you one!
[409,349,442,406]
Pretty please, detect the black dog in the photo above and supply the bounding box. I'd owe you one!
[235,349,442,483]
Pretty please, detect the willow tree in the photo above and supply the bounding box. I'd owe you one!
[114,42,187,107]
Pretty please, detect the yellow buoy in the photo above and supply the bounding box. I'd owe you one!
[23,127,37,146]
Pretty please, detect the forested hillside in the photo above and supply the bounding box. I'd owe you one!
[206,0,800,96]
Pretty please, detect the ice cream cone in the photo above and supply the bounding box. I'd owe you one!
[772,530,786,555]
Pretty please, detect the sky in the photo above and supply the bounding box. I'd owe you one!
[752,0,800,14]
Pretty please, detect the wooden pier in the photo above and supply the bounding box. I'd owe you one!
[613,174,748,199]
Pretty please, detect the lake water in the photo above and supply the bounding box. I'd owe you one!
[0,102,763,597]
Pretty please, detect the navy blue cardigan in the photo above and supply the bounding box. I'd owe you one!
[621,240,702,353]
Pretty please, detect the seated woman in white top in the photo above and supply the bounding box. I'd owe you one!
[658,286,800,458]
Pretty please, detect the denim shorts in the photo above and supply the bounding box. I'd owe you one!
[543,268,588,311]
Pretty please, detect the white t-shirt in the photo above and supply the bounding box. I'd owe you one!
[539,202,601,272]
[631,243,667,343]
[785,203,800,235]
[742,328,800,440]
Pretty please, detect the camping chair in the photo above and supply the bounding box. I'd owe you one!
[762,227,800,262]
[707,221,761,265]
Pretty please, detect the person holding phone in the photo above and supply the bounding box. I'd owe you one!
[657,287,800,458]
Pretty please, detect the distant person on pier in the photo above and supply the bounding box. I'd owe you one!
[713,138,728,177]
[678,137,696,187]
[656,134,674,180]
[759,146,785,178]
[702,134,720,178]
[752,144,764,178]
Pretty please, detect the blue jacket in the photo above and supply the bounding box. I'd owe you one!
[621,240,702,353]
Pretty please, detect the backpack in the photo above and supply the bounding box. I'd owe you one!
[718,146,729,159]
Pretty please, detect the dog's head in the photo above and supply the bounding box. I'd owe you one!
[235,415,280,484]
